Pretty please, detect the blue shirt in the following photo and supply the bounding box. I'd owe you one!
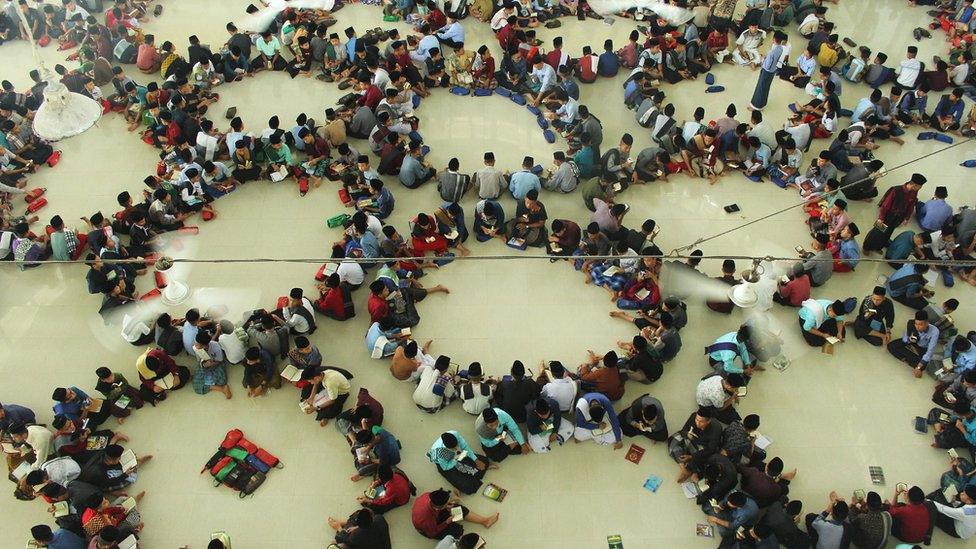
[726,495,760,532]
[0,403,35,431]
[903,323,940,363]
[797,53,817,77]
[850,97,876,123]
[365,322,399,357]
[183,322,200,355]
[799,299,842,332]
[597,51,619,77]
[933,95,965,124]
[373,429,401,467]
[375,187,394,219]
[885,231,916,261]
[47,528,86,549]
[345,37,358,61]
[560,78,580,101]
[398,155,427,188]
[476,408,525,447]
[839,238,861,268]
[359,231,380,259]
[919,198,953,232]
[52,387,90,422]
[575,392,622,441]
[508,171,541,200]
[955,346,976,373]
[761,44,783,73]
[886,264,922,298]
[427,430,475,470]
[708,332,752,374]
[436,22,464,44]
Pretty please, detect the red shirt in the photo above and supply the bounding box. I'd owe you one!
[411,492,448,538]
[778,275,811,307]
[578,54,597,82]
[888,503,930,543]
[316,287,347,320]
[360,85,383,110]
[372,472,411,507]
[878,185,918,222]
[368,293,390,323]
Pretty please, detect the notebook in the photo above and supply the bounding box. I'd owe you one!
[868,466,885,485]
[280,364,302,383]
[85,398,103,413]
[120,449,137,472]
[114,395,131,410]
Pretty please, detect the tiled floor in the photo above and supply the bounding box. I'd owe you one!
[2,1,975,547]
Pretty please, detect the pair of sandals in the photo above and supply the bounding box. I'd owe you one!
[912,27,933,41]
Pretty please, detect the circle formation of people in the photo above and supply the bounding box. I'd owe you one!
[3,0,976,548]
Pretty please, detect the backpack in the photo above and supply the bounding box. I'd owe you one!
[219,429,244,450]
[239,471,266,497]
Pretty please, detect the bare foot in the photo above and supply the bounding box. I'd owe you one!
[319,418,331,427]
[117,416,126,424]
[327,517,342,531]
[350,474,362,482]
[137,455,153,466]
[487,463,499,470]
[485,513,500,528]
[134,490,146,503]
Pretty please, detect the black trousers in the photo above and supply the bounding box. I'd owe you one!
[482,441,521,462]
[886,339,925,367]
[853,319,885,346]
[620,420,668,441]
[799,317,838,347]
[893,293,929,310]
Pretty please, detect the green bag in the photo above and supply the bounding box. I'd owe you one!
[214,461,237,482]
[327,214,350,229]
[226,447,249,461]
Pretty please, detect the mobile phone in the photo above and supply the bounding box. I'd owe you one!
[853,489,865,502]
[723,204,740,213]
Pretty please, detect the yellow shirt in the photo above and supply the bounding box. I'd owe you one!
[817,44,838,68]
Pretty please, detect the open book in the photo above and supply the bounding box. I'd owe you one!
[11,461,32,481]
[450,506,465,522]
[118,534,138,549]
[120,496,138,513]
[602,266,621,277]
[824,336,840,345]
[154,373,175,390]
[114,395,131,410]
[635,288,651,301]
[280,364,303,383]
[120,449,137,472]
[53,500,71,517]
[194,346,213,363]
[399,327,411,338]
[752,432,773,450]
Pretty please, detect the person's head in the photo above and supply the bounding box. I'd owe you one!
[354,429,375,446]
[766,457,784,477]
[434,355,452,373]
[295,336,311,351]
[31,525,54,543]
[913,310,930,332]
[620,133,633,154]
[727,491,747,508]
[481,407,499,429]
[962,485,976,505]
[549,361,565,379]
[831,499,849,521]
[694,407,712,429]
[430,488,451,508]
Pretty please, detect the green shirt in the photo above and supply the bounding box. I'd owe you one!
[580,177,604,211]
[50,231,70,261]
